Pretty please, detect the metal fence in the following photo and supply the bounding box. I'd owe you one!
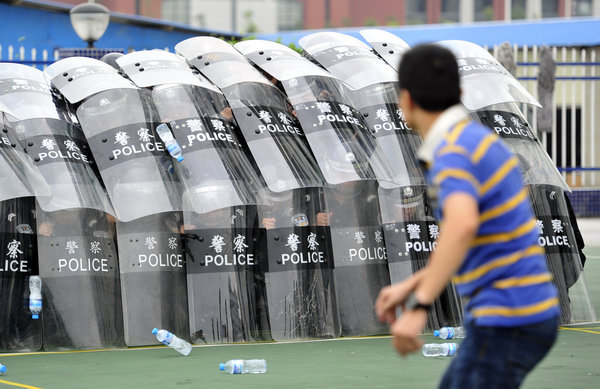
[492,44,600,190]
[0,44,58,69]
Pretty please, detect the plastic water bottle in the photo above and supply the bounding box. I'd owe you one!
[152,328,192,356]
[422,343,458,357]
[29,276,42,320]
[0,364,6,374]
[156,123,184,162]
[219,359,267,374]
[434,326,466,339]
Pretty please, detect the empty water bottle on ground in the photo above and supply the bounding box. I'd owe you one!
[422,343,458,357]
[219,359,267,374]
[156,123,184,162]
[0,364,6,374]
[152,328,192,356]
[434,326,466,339]
[29,275,42,319]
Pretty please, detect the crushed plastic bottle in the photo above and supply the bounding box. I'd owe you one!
[156,123,183,162]
[29,276,42,319]
[422,343,458,357]
[434,326,466,339]
[152,328,192,356]
[219,359,267,374]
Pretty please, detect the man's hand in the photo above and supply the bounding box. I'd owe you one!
[390,308,428,356]
[262,217,276,230]
[375,281,414,324]
[316,212,332,226]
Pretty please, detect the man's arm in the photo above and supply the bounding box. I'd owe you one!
[384,192,479,355]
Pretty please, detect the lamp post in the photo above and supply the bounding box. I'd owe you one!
[69,2,111,48]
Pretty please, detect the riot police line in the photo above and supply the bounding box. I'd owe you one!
[0,32,594,352]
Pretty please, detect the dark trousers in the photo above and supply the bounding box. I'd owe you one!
[439,315,559,389]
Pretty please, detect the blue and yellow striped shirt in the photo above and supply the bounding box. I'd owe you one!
[424,112,559,327]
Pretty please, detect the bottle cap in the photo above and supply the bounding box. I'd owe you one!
[447,343,457,356]
[433,330,440,337]
[32,314,39,319]
[0,365,6,373]
[152,328,158,335]
[176,155,184,163]
[219,363,225,371]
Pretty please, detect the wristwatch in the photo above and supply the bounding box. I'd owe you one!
[404,292,433,312]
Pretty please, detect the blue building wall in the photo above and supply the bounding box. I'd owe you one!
[0,2,240,56]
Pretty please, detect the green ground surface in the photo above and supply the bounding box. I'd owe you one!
[0,248,598,389]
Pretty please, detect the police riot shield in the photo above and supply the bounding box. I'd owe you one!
[235,40,397,186]
[45,58,182,222]
[36,206,123,350]
[176,37,324,193]
[116,212,189,346]
[472,102,568,190]
[0,63,71,121]
[528,185,595,324]
[378,186,464,330]
[116,50,265,214]
[0,197,42,351]
[437,40,541,111]
[0,63,113,214]
[471,102,594,324]
[183,206,272,343]
[297,32,422,188]
[321,181,390,336]
[258,188,340,340]
[298,33,464,328]
[359,29,411,69]
[0,114,50,203]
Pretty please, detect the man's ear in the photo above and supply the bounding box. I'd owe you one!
[398,89,414,110]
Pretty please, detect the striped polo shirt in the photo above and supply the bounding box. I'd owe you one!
[418,105,559,327]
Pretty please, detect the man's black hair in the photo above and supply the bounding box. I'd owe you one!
[398,44,461,111]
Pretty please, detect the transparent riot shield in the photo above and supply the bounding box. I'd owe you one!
[360,29,411,69]
[378,186,464,330]
[321,181,390,336]
[472,102,568,190]
[437,40,541,111]
[471,103,594,324]
[235,40,397,186]
[0,197,42,352]
[0,114,50,203]
[116,212,189,346]
[114,49,265,213]
[296,32,423,188]
[6,116,113,214]
[152,85,264,213]
[0,63,72,121]
[529,185,595,324]
[176,37,324,193]
[45,58,181,222]
[36,207,123,350]
[0,63,113,215]
[259,188,340,340]
[183,206,271,343]
[297,32,463,329]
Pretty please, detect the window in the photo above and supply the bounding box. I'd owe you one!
[278,0,304,31]
[162,0,189,24]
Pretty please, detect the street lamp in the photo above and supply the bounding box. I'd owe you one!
[69,2,111,48]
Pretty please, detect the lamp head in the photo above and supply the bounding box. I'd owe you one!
[70,3,110,48]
